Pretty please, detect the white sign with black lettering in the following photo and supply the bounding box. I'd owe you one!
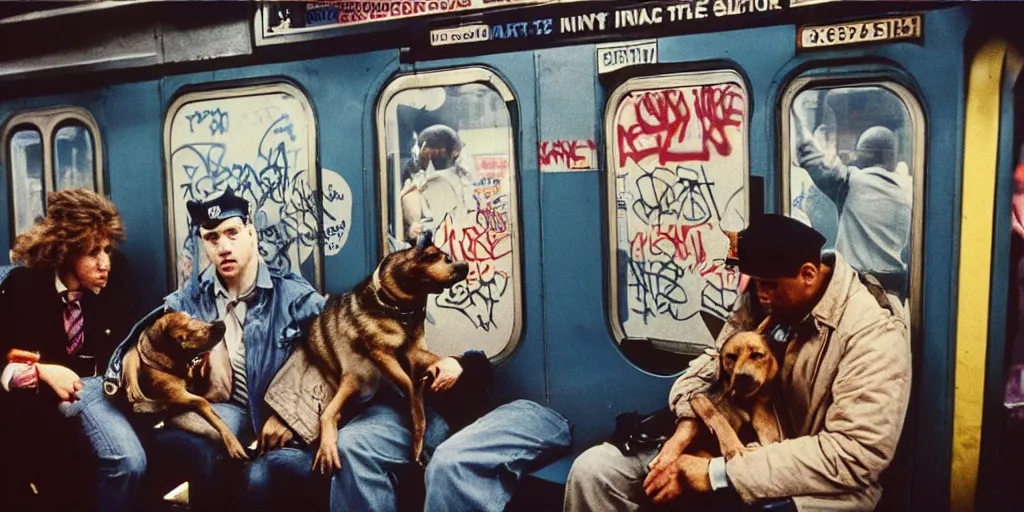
[596,39,658,74]
[789,0,841,8]
[430,24,491,46]
[799,15,922,49]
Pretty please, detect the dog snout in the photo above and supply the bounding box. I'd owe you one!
[452,261,469,280]
[731,372,760,396]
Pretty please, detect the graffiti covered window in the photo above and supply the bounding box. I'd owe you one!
[53,123,96,191]
[7,128,45,235]
[377,69,522,360]
[784,82,923,302]
[2,107,104,240]
[607,71,750,355]
[165,84,321,290]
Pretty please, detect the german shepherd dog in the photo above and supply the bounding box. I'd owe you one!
[307,231,469,474]
[688,317,783,460]
[123,312,250,460]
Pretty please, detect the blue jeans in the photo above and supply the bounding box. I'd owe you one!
[243,446,327,512]
[329,385,452,511]
[104,386,574,511]
[256,389,574,512]
[242,384,452,511]
[424,399,573,512]
[63,376,148,512]
[149,402,254,512]
[69,378,289,512]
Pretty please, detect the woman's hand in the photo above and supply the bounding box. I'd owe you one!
[37,363,83,402]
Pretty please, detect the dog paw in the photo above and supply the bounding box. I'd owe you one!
[125,385,144,404]
[412,446,427,468]
[224,437,250,461]
[313,443,342,476]
[312,428,342,476]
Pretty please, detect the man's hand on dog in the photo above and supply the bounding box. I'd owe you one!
[648,418,700,475]
[426,357,463,393]
[37,364,83,402]
[644,453,713,505]
[257,413,294,454]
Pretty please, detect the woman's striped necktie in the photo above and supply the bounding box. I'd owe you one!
[63,290,84,355]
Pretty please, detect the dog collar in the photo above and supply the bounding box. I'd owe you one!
[768,325,785,344]
[369,263,423,325]
[136,332,178,374]
[137,330,212,377]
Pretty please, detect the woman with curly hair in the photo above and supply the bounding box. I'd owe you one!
[0,188,136,510]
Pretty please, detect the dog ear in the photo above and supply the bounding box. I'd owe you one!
[415,229,434,253]
[717,338,732,379]
[143,315,170,349]
[718,350,729,378]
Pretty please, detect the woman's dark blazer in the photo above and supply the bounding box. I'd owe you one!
[0,252,136,401]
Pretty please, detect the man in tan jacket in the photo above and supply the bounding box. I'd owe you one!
[565,214,912,511]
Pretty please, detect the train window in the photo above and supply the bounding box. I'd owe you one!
[377,68,522,360]
[8,128,45,235]
[53,123,96,191]
[2,107,104,240]
[782,81,924,303]
[606,70,750,359]
[164,84,321,290]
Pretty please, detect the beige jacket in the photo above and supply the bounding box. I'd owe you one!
[669,253,912,511]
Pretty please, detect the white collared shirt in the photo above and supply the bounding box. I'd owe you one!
[54,272,101,296]
[214,276,252,408]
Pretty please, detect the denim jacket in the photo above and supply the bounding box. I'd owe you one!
[103,261,326,434]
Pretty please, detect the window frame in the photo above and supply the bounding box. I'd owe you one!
[779,74,926,332]
[604,69,752,356]
[162,82,323,292]
[2,106,104,243]
[5,125,44,238]
[51,119,98,192]
[374,66,524,363]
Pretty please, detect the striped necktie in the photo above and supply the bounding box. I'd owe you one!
[224,284,257,407]
[63,290,84,355]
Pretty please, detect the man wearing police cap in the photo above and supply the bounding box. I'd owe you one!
[566,214,912,511]
[88,186,326,511]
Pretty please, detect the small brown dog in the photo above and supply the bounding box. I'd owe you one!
[306,231,469,474]
[122,311,249,460]
[688,317,783,460]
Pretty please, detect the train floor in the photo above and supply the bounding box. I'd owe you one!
[2,474,568,512]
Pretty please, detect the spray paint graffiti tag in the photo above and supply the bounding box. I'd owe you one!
[170,93,352,287]
[616,83,744,167]
[613,79,747,347]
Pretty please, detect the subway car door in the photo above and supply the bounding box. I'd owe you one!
[373,55,546,404]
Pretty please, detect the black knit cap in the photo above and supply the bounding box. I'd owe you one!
[186,186,250,230]
[725,214,826,279]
